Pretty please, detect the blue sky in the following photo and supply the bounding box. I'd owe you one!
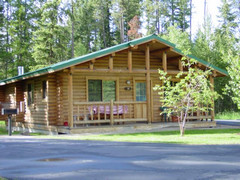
[192,0,221,35]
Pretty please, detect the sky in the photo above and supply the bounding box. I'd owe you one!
[140,0,223,38]
[192,0,222,35]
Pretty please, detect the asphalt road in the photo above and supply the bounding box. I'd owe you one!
[0,136,240,180]
[216,119,240,126]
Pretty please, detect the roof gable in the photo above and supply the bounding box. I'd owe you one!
[0,34,228,85]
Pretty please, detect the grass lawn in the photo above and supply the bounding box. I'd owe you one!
[0,121,21,135]
[216,111,240,120]
[38,128,240,145]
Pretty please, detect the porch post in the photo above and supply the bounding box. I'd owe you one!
[210,75,215,121]
[128,50,132,72]
[162,51,167,72]
[68,67,74,128]
[145,44,151,124]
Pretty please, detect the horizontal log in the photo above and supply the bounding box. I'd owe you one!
[187,116,211,120]
[114,118,147,122]
[74,119,110,124]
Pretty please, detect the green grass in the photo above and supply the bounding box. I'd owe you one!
[38,129,240,145]
[0,121,5,126]
[216,111,240,120]
[0,121,21,135]
[0,126,20,135]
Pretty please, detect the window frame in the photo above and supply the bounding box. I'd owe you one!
[86,76,119,102]
[27,83,34,106]
[133,77,147,102]
[42,80,47,100]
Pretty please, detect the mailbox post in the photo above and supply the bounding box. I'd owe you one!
[1,108,18,136]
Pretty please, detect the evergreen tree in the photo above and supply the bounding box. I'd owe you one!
[144,0,168,34]
[94,0,112,49]
[9,0,37,75]
[0,0,13,79]
[111,0,142,43]
[32,0,70,70]
[73,0,95,53]
[172,0,191,32]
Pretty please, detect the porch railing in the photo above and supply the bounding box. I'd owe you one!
[73,100,147,127]
[186,103,212,121]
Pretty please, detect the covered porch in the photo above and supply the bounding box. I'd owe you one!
[69,100,213,128]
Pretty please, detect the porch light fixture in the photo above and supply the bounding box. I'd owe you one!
[126,80,131,85]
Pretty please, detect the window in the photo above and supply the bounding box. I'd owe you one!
[88,80,116,102]
[88,80,102,101]
[103,81,116,102]
[27,84,33,105]
[136,82,146,101]
[42,80,47,99]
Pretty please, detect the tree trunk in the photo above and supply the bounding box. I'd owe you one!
[189,0,192,40]
[180,126,185,136]
[71,0,75,58]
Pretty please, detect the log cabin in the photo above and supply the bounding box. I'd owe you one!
[0,34,228,134]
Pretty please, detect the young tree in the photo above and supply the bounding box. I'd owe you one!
[154,58,219,136]
[225,53,240,109]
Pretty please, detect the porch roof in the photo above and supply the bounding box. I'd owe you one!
[0,34,228,86]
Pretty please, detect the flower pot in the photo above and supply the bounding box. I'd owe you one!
[172,116,178,122]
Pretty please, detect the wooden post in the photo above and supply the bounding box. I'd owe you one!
[110,100,114,125]
[68,67,74,128]
[179,59,183,71]
[145,44,151,124]
[128,50,132,72]
[162,51,167,72]
[89,62,94,70]
[210,75,215,121]
[109,56,113,71]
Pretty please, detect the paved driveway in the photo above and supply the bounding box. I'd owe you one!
[216,119,240,127]
[0,136,240,180]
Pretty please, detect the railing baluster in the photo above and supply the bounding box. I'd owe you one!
[90,105,93,121]
[110,100,113,125]
[97,105,100,125]
[104,104,106,120]
[84,105,86,121]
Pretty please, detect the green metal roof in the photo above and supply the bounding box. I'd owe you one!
[0,34,228,86]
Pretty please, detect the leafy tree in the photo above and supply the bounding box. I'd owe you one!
[161,25,192,51]
[225,53,240,109]
[154,58,219,136]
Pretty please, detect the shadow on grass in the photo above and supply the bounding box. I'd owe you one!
[103,129,240,137]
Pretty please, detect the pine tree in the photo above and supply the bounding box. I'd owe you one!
[144,0,168,34]
[32,0,70,70]
[9,0,37,75]
[73,0,95,53]
[173,0,191,32]
[94,0,112,49]
[111,0,142,43]
[0,0,13,79]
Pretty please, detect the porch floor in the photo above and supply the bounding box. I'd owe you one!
[57,120,216,135]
